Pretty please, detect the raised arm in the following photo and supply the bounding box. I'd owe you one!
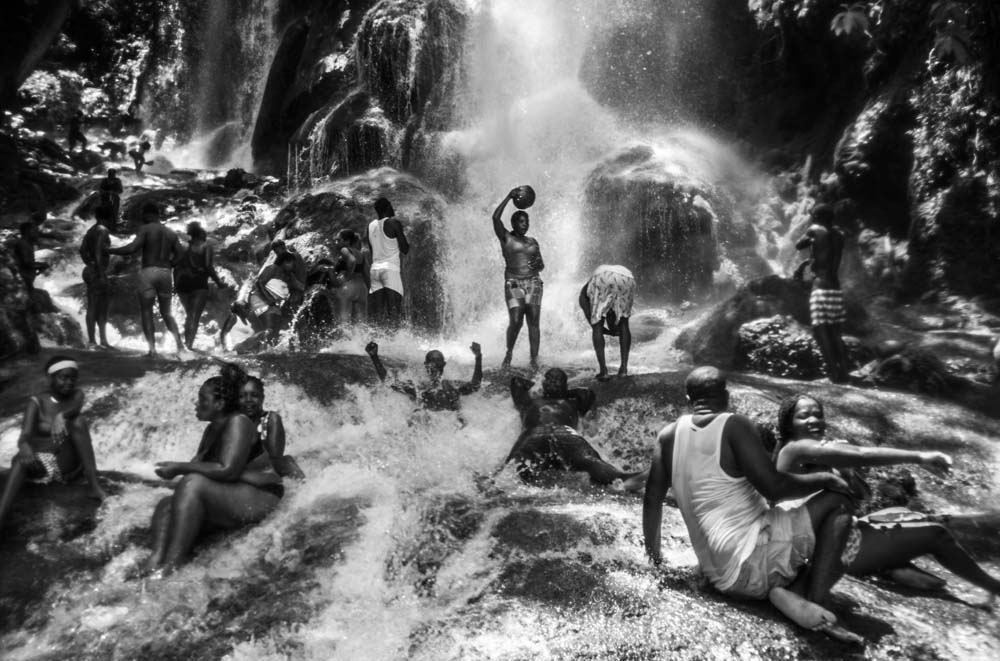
[156,415,254,482]
[570,388,597,416]
[339,246,358,274]
[643,424,676,565]
[492,190,515,241]
[458,342,483,395]
[726,415,851,502]
[794,226,815,251]
[365,341,388,381]
[510,376,534,412]
[777,439,952,473]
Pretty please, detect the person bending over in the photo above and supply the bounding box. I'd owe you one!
[365,340,482,412]
[145,364,282,571]
[579,264,635,381]
[238,376,306,480]
[0,357,106,533]
[643,367,860,641]
[774,393,1000,607]
[492,188,544,371]
[504,368,645,491]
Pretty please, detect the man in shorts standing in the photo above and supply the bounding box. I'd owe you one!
[108,203,185,357]
[579,264,635,381]
[80,205,113,348]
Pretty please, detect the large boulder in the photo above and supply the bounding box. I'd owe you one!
[735,314,870,380]
[581,142,770,303]
[277,167,447,330]
[675,275,869,368]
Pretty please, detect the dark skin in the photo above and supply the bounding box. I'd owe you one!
[795,216,849,382]
[642,389,853,607]
[364,207,409,327]
[0,368,107,533]
[777,398,1000,603]
[146,384,280,571]
[256,261,303,345]
[177,237,226,350]
[238,380,305,480]
[579,284,631,381]
[493,188,544,370]
[14,225,49,290]
[108,210,185,355]
[332,234,370,324]
[365,341,483,412]
[81,216,112,347]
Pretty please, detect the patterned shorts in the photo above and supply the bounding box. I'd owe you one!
[505,276,543,309]
[586,265,636,325]
[810,288,846,326]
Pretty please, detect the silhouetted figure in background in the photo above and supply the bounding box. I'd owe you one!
[81,205,113,347]
[129,139,152,173]
[99,168,123,227]
[67,111,87,151]
[13,222,49,291]
[795,204,849,383]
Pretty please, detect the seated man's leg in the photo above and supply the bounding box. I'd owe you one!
[790,491,853,604]
[63,417,105,499]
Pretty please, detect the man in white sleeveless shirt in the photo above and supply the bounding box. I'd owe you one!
[643,367,858,634]
[365,197,410,327]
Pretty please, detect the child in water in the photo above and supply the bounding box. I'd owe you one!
[0,356,107,533]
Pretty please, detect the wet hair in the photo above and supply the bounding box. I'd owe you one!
[243,375,264,396]
[811,203,834,225]
[202,362,249,414]
[44,355,77,374]
[276,252,295,266]
[141,202,160,218]
[186,221,206,240]
[511,210,529,225]
[374,197,394,218]
[424,350,445,367]
[776,394,823,443]
[107,168,117,177]
[544,367,567,384]
[338,229,359,245]
[685,366,727,401]
[95,205,113,222]
[271,239,286,251]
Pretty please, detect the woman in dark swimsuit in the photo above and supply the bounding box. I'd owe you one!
[145,364,281,571]
[332,229,369,325]
[238,376,305,479]
[0,356,106,533]
[174,221,225,350]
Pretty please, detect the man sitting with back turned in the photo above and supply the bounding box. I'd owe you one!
[643,366,861,641]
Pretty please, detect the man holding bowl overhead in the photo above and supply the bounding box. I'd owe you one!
[491,185,543,371]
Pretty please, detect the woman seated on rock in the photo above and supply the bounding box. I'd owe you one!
[238,375,305,479]
[0,356,106,533]
[773,393,1000,607]
[145,364,282,571]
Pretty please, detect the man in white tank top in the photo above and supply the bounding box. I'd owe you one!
[365,197,410,328]
[643,367,860,637]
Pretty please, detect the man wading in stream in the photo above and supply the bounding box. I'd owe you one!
[108,203,186,357]
[643,367,862,642]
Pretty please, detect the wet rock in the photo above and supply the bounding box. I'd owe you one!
[582,143,767,302]
[864,346,968,396]
[221,168,258,191]
[0,248,83,356]
[734,314,871,380]
[277,168,448,329]
[675,276,869,368]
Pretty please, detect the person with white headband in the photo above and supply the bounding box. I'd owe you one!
[0,356,107,534]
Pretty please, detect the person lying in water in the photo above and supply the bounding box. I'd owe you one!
[145,364,282,572]
[365,340,482,412]
[0,356,107,533]
[774,393,1000,607]
[504,368,646,491]
[238,375,305,479]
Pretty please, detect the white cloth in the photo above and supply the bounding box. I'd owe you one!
[368,218,401,272]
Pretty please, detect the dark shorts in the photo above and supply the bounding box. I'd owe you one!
[82,265,108,295]
[175,272,209,294]
[509,425,602,479]
[139,266,173,300]
[505,275,543,309]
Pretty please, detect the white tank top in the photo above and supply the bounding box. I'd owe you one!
[368,218,400,272]
[671,413,768,592]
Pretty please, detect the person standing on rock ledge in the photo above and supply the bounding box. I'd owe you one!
[108,203,186,358]
[794,203,850,383]
[643,367,861,643]
[492,186,544,371]
[579,264,635,381]
[365,197,409,328]
[80,205,113,348]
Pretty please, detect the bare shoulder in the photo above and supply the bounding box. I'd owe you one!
[655,421,678,445]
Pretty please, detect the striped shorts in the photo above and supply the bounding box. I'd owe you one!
[810,288,846,326]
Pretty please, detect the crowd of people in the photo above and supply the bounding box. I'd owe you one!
[6,173,998,644]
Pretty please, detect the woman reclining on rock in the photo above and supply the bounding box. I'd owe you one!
[0,356,106,534]
[772,393,1000,608]
[145,364,282,571]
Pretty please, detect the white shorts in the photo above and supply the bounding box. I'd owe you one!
[370,268,403,295]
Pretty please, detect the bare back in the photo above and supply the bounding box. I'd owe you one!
[806,224,844,289]
[138,222,181,268]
